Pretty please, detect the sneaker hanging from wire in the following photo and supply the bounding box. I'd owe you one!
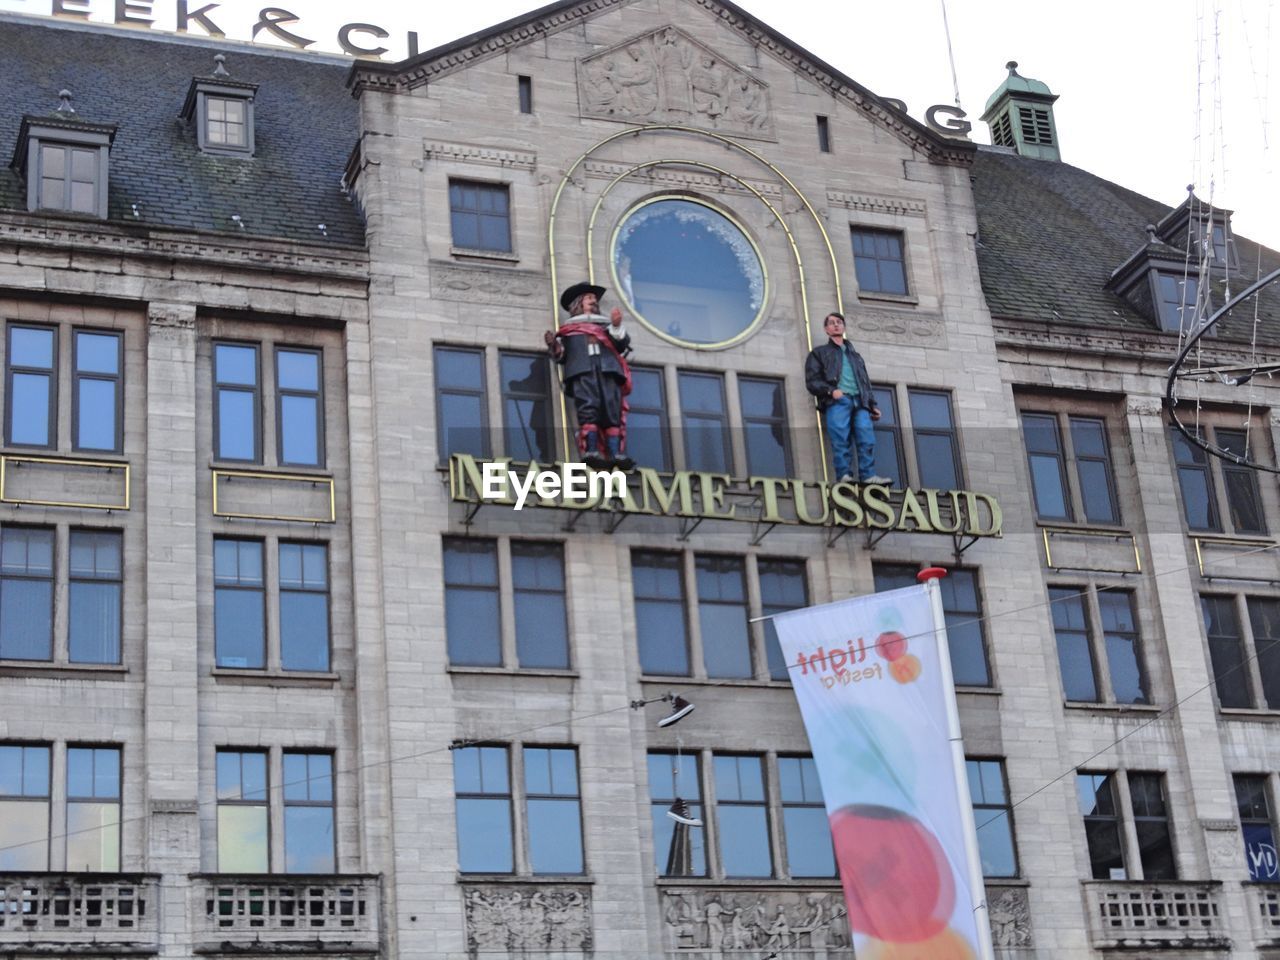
[665,797,703,826]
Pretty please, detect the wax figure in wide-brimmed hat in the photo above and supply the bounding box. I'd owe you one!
[544,282,634,470]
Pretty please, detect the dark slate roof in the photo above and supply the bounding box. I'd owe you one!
[0,15,364,248]
[971,146,1280,346]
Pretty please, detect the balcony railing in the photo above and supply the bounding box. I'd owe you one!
[192,874,380,954]
[1084,880,1228,949]
[0,873,159,950]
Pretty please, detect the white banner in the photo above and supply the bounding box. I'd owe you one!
[773,580,991,960]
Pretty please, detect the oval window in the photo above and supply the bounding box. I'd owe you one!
[612,198,766,347]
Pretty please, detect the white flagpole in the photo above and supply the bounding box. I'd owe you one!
[920,569,995,960]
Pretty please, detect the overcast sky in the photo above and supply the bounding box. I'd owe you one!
[5,0,1277,251]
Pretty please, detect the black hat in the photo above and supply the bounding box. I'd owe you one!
[560,281,607,312]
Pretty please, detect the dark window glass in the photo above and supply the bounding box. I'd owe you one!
[500,351,554,463]
[512,542,568,669]
[696,555,751,679]
[1218,429,1267,534]
[759,558,807,682]
[941,570,990,686]
[908,389,960,489]
[1211,223,1229,262]
[524,747,583,874]
[69,530,122,664]
[214,539,265,669]
[0,527,54,660]
[73,330,122,453]
[1171,430,1219,531]
[214,343,259,462]
[870,386,905,486]
[435,346,489,462]
[0,744,50,869]
[1249,598,1280,711]
[678,372,731,473]
[454,745,513,873]
[448,180,512,253]
[1235,774,1278,882]
[714,755,772,877]
[1100,591,1148,705]
[633,551,689,676]
[968,759,1017,877]
[279,542,329,672]
[66,746,120,872]
[517,75,533,114]
[1070,417,1120,524]
[851,228,907,296]
[1156,273,1199,332]
[283,752,335,873]
[206,96,248,147]
[873,563,919,594]
[444,538,500,667]
[627,367,671,472]
[216,750,268,872]
[1077,772,1125,879]
[1021,412,1071,521]
[276,348,323,467]
[648,751,705,877]
[816,115,831,152]
[7,325,56,448]
[1202,595,1253,708]
[1051,587,1098,702]
[779,756,834,877]
[739,376,791,477]
[1129,772,1176,879]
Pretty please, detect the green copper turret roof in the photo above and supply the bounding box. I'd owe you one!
[982,61,1056,118]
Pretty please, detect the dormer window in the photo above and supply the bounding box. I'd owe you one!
[11,92,115,219]
[181,55,257,157]
[1153,193,1236,270]
[1155,272,1200,334]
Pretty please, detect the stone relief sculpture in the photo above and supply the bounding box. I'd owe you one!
[463,885,592,952]
[579,27,773,137]
[662,890,851,954]
[986,886,1033,948]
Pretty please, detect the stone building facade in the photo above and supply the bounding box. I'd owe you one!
[1,1,1279,959]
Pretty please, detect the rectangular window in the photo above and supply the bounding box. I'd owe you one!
[7,324,56,448]
[713,755,772,877]
[738,376,792,477]
[73,330,122,453]
[627,366,671,472]
[1071,417,1120,524]
[816,115,831,153]
[512,541,569,669]
[1129,772,1176,879]
[517,75,533,114]
[1021,412,1071,521]
[633,551,690,676]
[214,539,266,670]
[69,530,122,664]
[216,750,268,873]
[453,745,513,873]
[1172,429,1220,531]
[1099,591,1149,704]
[1077,771,1125,879]
[968,759,1017,877]
[872,563,919,594]
[499,351,554,463]
[1202,595,1253,708]
[0,744,50,869]
[1217,429,1267,534]
[1049,585,1150,705]
[66,746,120,872]
[696,555,751,679]
[1156,273,1199,333]
[908,389,960,489]
[1235,774,1278,882]
[206,96,248,147]
[275,348,323,467]
[524,746,583,874]
[435,346,489,462]
[941,569,990,687]
[678,371,731,473]
[1248,598,1280,710]
[214,342,260,463]
[444,538,501,667]
[648,751,705,877]
[851,228,907,296]
[38,143,98,214]
[282,752,335,873]
[448,180,512,253]
[279,542,330,672]
[1051,587,1099,702]
[759,558,808,682]
[778,756,834,877]
[871,386,905,487]
[0,527,54,661]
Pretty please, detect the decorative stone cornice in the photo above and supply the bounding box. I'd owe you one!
[827,190,927,218]
[583,159,782,198]
[993,318,1280,369]
[424,140,537,170]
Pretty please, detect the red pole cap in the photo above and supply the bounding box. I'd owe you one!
[917,566,948,583]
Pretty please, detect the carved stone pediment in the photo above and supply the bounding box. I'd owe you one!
[578,26,773,138]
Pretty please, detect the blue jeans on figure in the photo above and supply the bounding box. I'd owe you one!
[824,398,876,481]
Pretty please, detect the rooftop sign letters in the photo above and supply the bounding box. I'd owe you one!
[449,455,1002,537]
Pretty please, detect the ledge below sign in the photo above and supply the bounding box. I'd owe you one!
[448,455,1001,537]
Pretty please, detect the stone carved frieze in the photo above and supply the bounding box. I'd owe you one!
[985,885,1033,948]
[661,888,851,954]
[463,884,592,952]
[578,26,773,138]
[848,309,945,347]
[429,262,546,305]
[583,159,783,200]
